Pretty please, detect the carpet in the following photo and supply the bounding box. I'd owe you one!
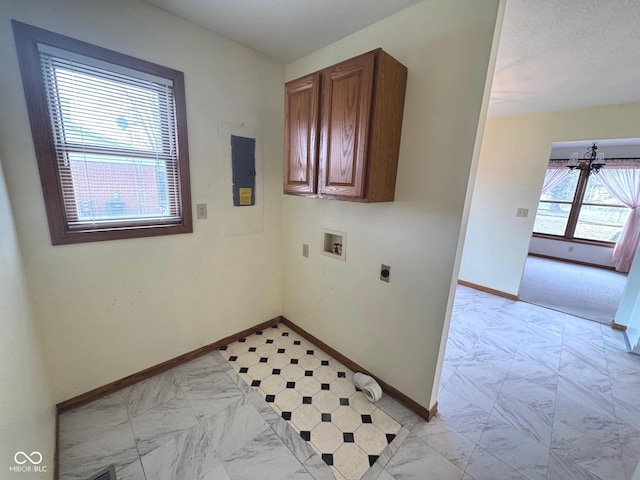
[518,256,628,325]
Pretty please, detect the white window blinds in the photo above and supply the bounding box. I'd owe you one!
[38,44,182,228]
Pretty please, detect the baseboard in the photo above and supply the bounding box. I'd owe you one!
[528,252,617,271]
[457,280,519,301]
[55,312,438,479]
[278,317,436,422]
[56,316,279,414]
[611,322,627,332]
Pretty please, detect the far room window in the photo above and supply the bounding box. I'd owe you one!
[534,167,631,244]
[12,21,192,245]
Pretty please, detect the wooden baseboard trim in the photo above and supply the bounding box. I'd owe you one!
[428,401,438,421]
[611,322,627,332]
[56,317,279,414]
[528,252,617,271]
[279,317,434,422]
[457,280,519,301]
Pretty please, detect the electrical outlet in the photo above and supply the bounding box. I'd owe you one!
[380,264,391,283]
[196,203,207,219]
[302,244,309,258]
[516,207,529,218]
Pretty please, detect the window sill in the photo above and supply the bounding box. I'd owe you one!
[532,233,615,248]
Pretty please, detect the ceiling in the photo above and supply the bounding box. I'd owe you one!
[144,0,640,118]
[490,0,640,117]
[144,0,420,63]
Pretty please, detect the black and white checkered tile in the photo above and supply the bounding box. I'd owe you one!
[219,323,401,480]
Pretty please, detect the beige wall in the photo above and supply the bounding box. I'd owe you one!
[0,155,55,477]
[460,101,640,296]
[0,0,284,402]
[283,0,502,410]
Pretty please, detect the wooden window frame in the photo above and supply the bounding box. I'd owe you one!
[12,20,192,245]
[533,168,627,246]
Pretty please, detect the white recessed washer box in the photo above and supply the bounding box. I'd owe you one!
[322,229,346,261]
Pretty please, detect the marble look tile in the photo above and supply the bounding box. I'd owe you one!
[129,394,199,456]
[444,367,502,414]
[447,325,481,353]
[515,332,561,372]
[435,389,491,443]
[554,392,620,447]
[271,417,315,464]
[550,419,625,480]
[464,446,529,480]
[493,380,554,445]
[202,463,232,480]
[556,376,614,419]
[203,397,268,460]
[303,453,336,480]
[385,434,464,480]
[546,450,601,480]
[121,371,182,418]
[478,414,548,480]
[475,328,522,356]
[506,353,558,394]
[140,423,220,480]
[245,385,282,424]
[375,395,422,431]
[180,371,244,419]
[617,421,640,480]
[613,397,640,432]
[360,462,385,480]
[59,391,128,451]
[412,417,475,470]
[601,326,629,352]
[116,458,146,480]
[223,427,313,480]
[59,419,139,480]
[171,354,220,388]
[375,468,395,480]
[377,426,410,468]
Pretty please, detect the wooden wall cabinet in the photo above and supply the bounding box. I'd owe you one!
[284,49,407,202]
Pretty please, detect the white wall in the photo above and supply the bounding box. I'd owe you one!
[0,0,284,402]
[283,0,502,410]
[529,237,615,268]
[616,242,640,349]
[460,102,640,296]
[0,155,55,478]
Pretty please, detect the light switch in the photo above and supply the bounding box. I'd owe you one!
[516,208,529,218]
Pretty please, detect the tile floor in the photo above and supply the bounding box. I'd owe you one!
[58,285,640,480]
[218,324,402,479]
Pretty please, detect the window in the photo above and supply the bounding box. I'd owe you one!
[12,21,192,244]
[534,168,631,244]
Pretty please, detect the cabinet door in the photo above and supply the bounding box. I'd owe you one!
[318,53,375,198]
[284,74,320,194]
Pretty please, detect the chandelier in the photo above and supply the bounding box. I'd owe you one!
[567,142,605,174]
